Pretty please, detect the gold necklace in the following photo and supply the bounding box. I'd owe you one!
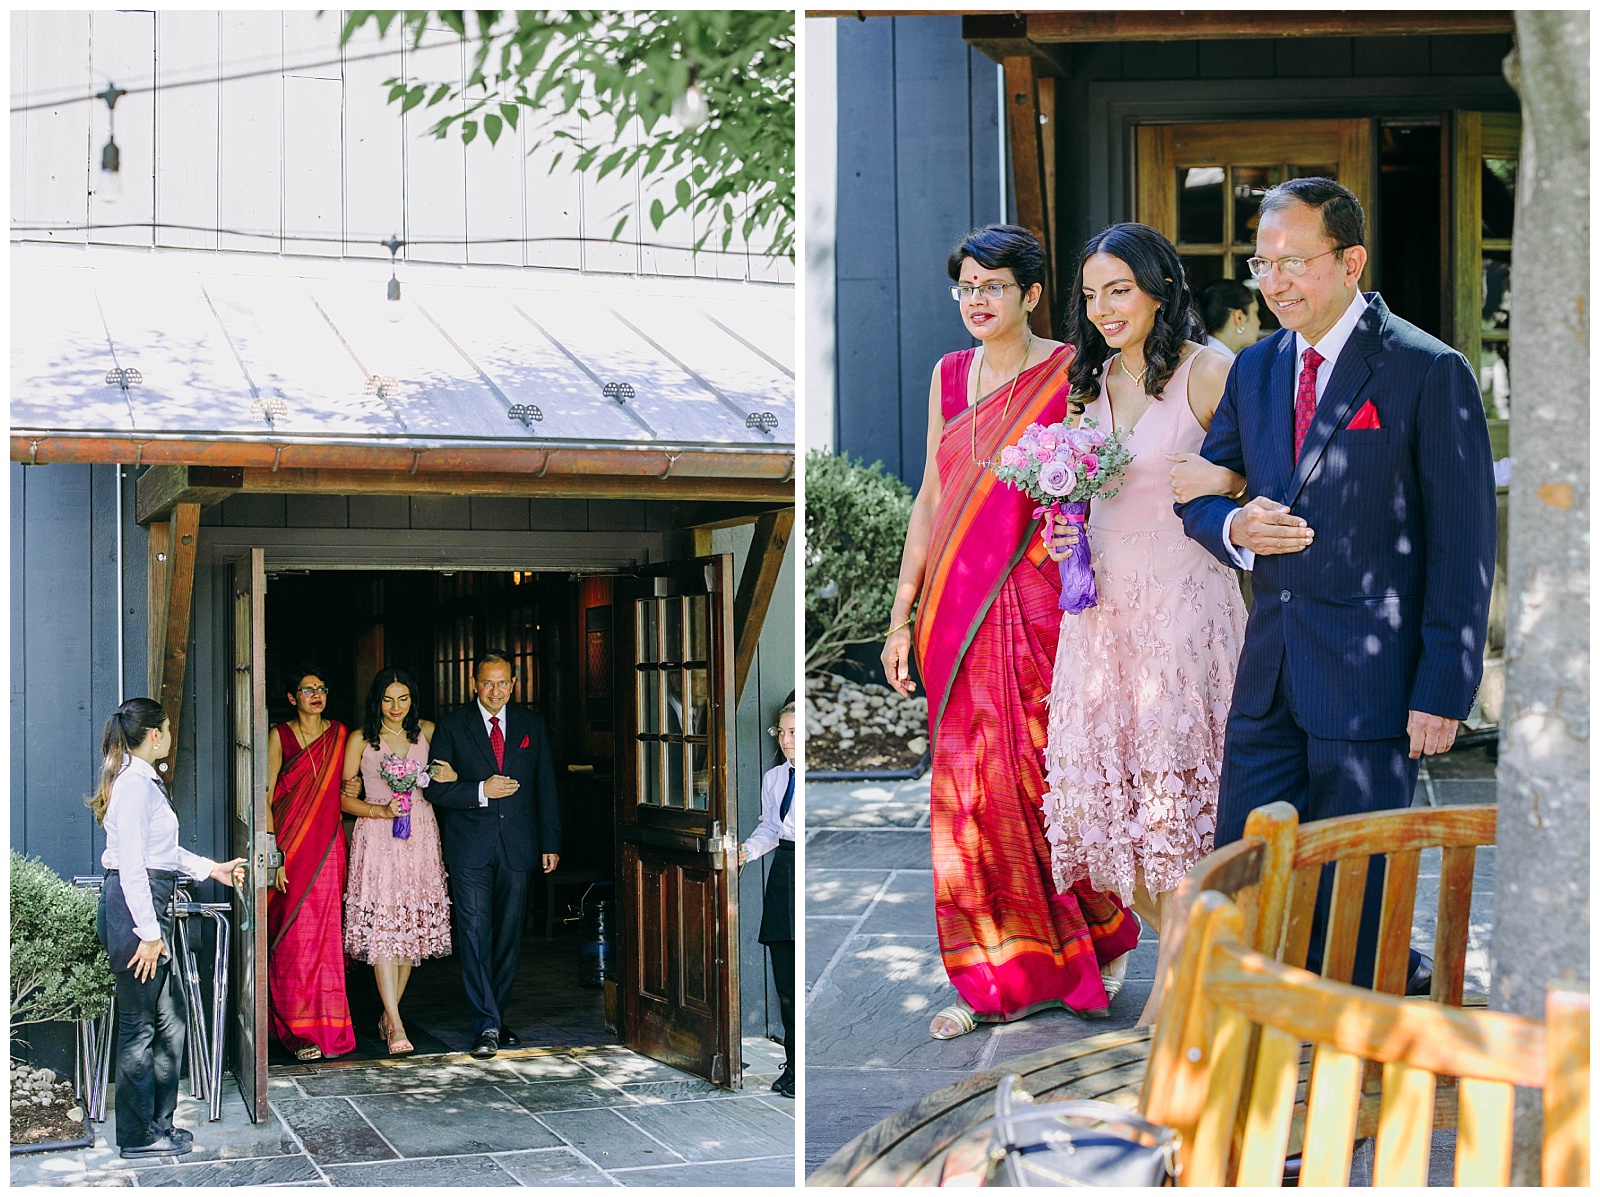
[971,332,1034,467]
[1118,352,1146,387]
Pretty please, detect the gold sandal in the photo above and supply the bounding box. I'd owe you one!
[293,1045,322,1062]
[929,1005,979,1040]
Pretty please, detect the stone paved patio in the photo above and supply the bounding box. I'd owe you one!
[10,1037,794,1187]
[804,746,1499,1178]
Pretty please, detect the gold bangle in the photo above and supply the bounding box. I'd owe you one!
[887,616,914,637]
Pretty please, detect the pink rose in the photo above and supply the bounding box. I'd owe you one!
[1035,428,1060,454]
[1083,425,1107,447]
[1053,444,1076,464]
[1038,460,1073,497]
[999,445,1025,468]
[1081,453,1100,475]
[1030,443,1053,462]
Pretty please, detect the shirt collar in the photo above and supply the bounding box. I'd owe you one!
[1296,290,1368,366]
[123,754,163,784]
[478,700,506,726]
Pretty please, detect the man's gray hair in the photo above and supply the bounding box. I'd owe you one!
[1259,176,1366,249]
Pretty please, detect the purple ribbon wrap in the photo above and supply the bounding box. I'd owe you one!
[1053,501,1098,615]
[390,792,413,840]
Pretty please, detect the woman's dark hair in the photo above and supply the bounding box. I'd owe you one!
[1063,222,1203,408]
[1198,278,1257,335]
[945,224,1047,292]
[89,697,168,825]
[286,663,329,702]
[363,667,422,745]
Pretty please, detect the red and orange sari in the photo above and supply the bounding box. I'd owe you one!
[916,346,1139,1020]
[266,722,355,1057]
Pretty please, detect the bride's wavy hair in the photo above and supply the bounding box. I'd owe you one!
[363,666,423,745]
[1063,223,1202,411]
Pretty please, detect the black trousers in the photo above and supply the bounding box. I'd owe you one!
[449,837,531,1036]
[113,962,185,1148]
[768,941,795,1069]
[1215,655,1422,988]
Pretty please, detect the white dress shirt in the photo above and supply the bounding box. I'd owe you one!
[474,700,509,807]
[1205,334,1236,359]
[1223,291,1370,569]
[100,755,216,942]
[742,762,796,861]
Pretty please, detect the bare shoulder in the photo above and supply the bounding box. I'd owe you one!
[346,728,366,751]
[1187,344,1233,392]
[419,719,436,742]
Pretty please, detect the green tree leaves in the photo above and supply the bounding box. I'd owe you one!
[342,9,794,259]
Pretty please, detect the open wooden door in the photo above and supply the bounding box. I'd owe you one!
[616,555,742,1089]
[228,548,270,1120]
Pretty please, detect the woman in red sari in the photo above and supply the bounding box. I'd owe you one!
[265,667,356,1061]
[881,225,1141,1038]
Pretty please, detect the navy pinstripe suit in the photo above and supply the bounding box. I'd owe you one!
[1181,293,1495,984]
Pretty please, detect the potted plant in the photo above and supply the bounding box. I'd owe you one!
[10,851,113,1154]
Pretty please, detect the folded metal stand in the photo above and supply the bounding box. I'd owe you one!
[72,877,233,1123]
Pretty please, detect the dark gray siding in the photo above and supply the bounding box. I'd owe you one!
[835,15,1003,483]
[832,22,1517,485]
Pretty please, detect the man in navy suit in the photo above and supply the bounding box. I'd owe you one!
[1179,178,1495,991]
[426,651,561,1057]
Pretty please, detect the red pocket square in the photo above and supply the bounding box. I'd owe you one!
[519,735,530,749]
[1347,400,1382,430]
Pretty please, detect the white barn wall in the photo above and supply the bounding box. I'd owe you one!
[11,10,791,281]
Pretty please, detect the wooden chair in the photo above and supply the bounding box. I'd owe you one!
[1179,890,1589,1187]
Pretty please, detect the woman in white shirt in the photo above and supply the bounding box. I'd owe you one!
[738,697,797,1097]
[92,698,244,1160]
[1197,277,1262,359]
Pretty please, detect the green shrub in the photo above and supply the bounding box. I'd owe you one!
[805,449,914,674]
[10,851,113,1027]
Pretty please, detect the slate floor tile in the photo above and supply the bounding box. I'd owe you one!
[272,1097,398,1165]
[491,1147,612,1186]
[802,1068,974,1173]
[537,1107,685,1170]
[292,1059,518,1098]
[806,917,855,985]
[352,1085,559,1157]
[135,1155,322,1187]
[857,871,937,935]
[575,1050,701,1086]
[323,1155,520,1186]
[490,1053,594,1084]
[806,829,931,871]
[808,778,930,825]
[614,1155,797,1186]
[622,1097,796,1162]
[616,1077,725,1103]
[500,1078,639,1114]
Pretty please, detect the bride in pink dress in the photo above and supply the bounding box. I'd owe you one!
[340,666,453,1054]
[1041,223,1248,1026]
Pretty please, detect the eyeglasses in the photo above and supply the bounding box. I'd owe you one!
[297,686,329,697]
[478,679,514,690]
[1246,247,1348,279]
[950,282,1021,303]
[768,725,797,739]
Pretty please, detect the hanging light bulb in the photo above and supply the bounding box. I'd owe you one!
[95,83,127,207]
[381,233,406,323]
[670,78,709,131]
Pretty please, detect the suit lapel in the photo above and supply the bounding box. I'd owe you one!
[1260,332,1298,503]
[1286,298,1383,506]
[466,704,499,773]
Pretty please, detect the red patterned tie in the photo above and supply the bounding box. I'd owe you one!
[1293,346,1325,462]
[490,715,505,771]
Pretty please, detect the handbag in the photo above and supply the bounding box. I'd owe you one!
[977,1074,1179,1187]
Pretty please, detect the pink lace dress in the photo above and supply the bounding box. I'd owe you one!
[344,735,452,964]
[1041,350,1246,903]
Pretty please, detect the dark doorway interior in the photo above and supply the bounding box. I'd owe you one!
[1377,121,1444,339]
[261,569,620,1063]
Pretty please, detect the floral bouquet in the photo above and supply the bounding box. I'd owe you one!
[376,754,424,841]
[992,417,1133,614]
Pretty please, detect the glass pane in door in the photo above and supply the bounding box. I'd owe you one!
[686,594,708,663]
[1479,339,1511,420]
[1482,160,1516,238]
[1481,251,1512,331]
[640,740,662,806]
[1178,167,1225,244]
[637,601,659,664]
[1181,254,1225,294]
[1231,166,1282,243]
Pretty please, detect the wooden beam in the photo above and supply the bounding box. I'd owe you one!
[150,504,200,783]
[146,521,171,697]
[1003,56,1053,337]
[135,464,242,524]
[1025,10,1514,42]
[229,467,793,505]
[671,500,795,532]
[961,13,1068,73]
[731,508,795,701]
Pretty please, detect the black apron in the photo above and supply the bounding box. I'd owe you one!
[758,841,794,944]
[98,870,179,974]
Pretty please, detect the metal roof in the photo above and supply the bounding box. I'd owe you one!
[10,245,795,461]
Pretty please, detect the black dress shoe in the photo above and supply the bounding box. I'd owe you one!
[471,1030,500,1059]
[499,1027,521,1048]
[1405,955,1434,998]
[120,1132,192,1159]
[161,1126,194,1144]
[772,1064,795,1098]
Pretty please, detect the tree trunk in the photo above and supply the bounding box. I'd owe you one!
[1492,12,1589,1184]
